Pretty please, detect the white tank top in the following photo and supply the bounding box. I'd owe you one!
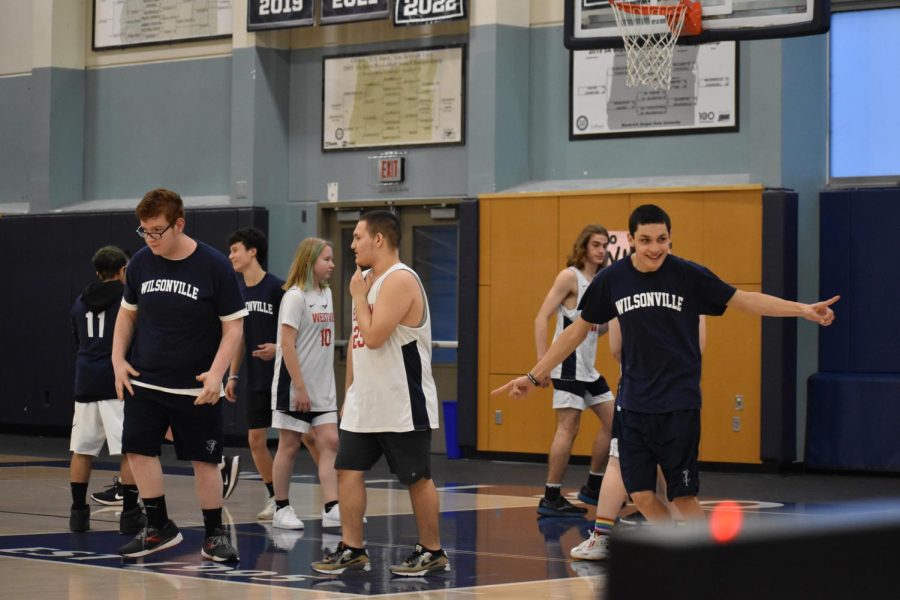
[270,286,337,412]
[550,267,601,382]
[341,263,439,433]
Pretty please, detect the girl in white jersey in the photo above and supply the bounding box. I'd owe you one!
[533,224,615,517]
[269,238,341,531]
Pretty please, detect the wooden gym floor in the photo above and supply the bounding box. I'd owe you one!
[3,433,900,599]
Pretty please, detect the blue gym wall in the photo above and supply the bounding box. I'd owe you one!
[83,58,233,200]
[0,13,830,460]
[0,75,31,205]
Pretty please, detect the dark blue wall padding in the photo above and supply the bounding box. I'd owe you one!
[0,208,267,436]
[819,189,900,373]
[456,199,478,452]
[760,191,798,463]
[806,373,900,470]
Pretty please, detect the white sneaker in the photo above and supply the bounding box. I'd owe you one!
[257,496,276,521]
[321,504,367,528]
[322,503,341,528]
[273,505,304,530]
[570,531,610,560]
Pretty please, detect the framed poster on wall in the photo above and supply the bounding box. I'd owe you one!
[93,0,232,50]
[322,45,466,152]
[570,41,739,139]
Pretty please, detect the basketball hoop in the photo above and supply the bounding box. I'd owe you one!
[608,0,703,90]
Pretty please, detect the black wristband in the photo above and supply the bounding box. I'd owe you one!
[525,372,540,386]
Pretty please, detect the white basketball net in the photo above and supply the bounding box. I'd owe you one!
[608,0,690,90]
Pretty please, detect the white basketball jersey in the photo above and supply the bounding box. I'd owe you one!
[550,267,601,382]
[270,286,336,412]
[341,263,439,433]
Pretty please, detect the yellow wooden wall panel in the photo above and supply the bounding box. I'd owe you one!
[477,284,492,451]
[487,198,559,375]
[702,191,762,285]
[557,195,632,261]
[478,187,765,462]
[487,374,557,453]
[479,201,492,286]
[700,284,762,463]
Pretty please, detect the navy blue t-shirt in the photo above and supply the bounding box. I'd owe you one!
[579,255,736,413]
[122,242,247,390]
[238,272,285,391]
[71,280,124,401]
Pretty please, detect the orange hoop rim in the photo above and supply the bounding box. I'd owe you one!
[608,0,691,17]
[608,0,703,36]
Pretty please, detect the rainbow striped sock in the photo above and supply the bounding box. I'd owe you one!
[594,516,615,535]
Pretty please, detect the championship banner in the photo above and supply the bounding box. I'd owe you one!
[320,0,389,25]
[393,0,467,26]
[247,0,314,31]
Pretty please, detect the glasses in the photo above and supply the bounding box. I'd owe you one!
[136,223,173,240]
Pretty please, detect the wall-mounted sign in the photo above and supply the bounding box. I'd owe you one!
[393,0,467,26]
[377,156,405,183]
[322,46,465,151]
[93,0,232,50]
[247,0,313,31]
[570,42,738,139]
[320,0,389,25]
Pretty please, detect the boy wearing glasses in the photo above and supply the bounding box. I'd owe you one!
[112,189,247,561]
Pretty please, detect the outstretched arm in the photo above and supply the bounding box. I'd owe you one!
[727,290,839,326]
[493,317,595,400]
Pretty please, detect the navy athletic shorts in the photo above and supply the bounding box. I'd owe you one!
[246,389,273,430]
[122,385,224,464]
[617,408,700,501]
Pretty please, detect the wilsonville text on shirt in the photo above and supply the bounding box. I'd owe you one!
[140,278,200,300]
[615,292,684,315]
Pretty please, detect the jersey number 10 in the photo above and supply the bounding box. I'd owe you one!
[320,328,332,347]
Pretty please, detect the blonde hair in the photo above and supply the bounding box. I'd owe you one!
[283,237,333,292]
[566,224,610,270]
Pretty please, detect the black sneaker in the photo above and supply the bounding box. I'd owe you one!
[201,528,239,562]
[119,520,183,558]
[537,496,588,517]
[220,456,240,500]
[389,544,451,576]
[70,506,90,532]
[90,476,124,506]
[311,542,371,574]
[119,507,147,535]
[577,484,600,505]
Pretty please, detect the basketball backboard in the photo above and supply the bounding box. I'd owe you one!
[565,0,831,49]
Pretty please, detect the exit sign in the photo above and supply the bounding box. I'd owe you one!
[377,157,405,183]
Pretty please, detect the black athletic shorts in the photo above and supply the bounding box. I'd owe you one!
[617,408,700,501]
[551,376,612,397]
[335,429,432,486]
[122,386,224,464]
[246,389,272,429]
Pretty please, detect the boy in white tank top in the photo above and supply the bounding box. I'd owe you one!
[533,225,615,517]
[311,211,449,578]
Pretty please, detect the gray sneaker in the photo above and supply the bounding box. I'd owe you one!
[311,542,371,574]
[389,544,451,576]
[201,528,239,563]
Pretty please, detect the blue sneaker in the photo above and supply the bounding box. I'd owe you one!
[577,484,600,505]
